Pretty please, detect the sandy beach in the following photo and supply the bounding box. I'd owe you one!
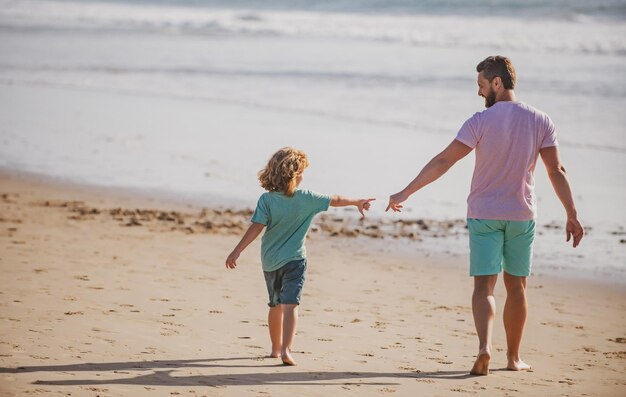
[1,1,625,395]
[1,171,625,397]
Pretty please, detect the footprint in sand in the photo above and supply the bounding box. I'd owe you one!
[495,386,520,392]
[603,351,626,359]
[450,388,476,394]
[160,321,184,327]
[582,346,598,353]
[24,389,53,395]
[371,321,387,330]
[541,321,564,328]
[29,355,50,360]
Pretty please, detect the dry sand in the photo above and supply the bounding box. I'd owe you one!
[0,171,624,397]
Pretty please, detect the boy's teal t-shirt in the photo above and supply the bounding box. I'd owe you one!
[251,189,331,272]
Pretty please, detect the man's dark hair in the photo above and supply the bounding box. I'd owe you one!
[476,56,516,90]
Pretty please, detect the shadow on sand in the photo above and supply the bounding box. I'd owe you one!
[2,357,481,387]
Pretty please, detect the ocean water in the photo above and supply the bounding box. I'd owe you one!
[1,0,625,279]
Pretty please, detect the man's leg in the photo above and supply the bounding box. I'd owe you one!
[471,274,498,375]
[268,305,283,358]
[280,303,298,365]
[503,271,531,370]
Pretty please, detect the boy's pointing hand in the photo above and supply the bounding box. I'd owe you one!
[358,198,376,218]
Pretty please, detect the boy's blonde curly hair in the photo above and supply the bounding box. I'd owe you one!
[258,147,309,197]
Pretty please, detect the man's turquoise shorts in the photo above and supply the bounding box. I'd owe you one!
[467,219,535,277]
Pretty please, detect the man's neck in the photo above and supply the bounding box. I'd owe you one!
[496,89,516,103]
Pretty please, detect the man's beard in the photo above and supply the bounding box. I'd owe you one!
[484,89,496,108]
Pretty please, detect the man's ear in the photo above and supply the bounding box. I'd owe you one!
[492,76,503,89]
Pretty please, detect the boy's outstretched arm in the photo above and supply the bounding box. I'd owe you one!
[539,146,584,248]
[330,196,376,218]
[386,139,472,212]
[225,222,265,269]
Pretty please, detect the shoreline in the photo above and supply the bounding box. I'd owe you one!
[1,167,624,287]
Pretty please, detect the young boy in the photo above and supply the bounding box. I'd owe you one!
[225,147,374,366]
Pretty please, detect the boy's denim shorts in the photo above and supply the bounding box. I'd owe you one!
[263,259,307,307]
[467,219,535,277]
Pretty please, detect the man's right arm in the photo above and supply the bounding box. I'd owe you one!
[386,139,472,212]
[539,146,584,248]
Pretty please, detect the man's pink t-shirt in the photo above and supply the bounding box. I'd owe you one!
[455,101,558,221]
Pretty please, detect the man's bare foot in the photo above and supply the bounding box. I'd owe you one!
[281,349,297,366]
[470,351,491,376]
[507,358,531,371]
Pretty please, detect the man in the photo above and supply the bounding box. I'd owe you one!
[386,56,584,375]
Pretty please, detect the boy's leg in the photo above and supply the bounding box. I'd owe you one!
[280,304,298,365]
[471,274,498,376]
[268,305,283,358]
[264,268,284,358]
[503,272,530,370]
[276,259,306,366]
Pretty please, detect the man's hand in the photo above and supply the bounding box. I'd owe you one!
[357,198,376,218]
[225,251,240,269]
[386,191,408,212]
[566,217,584,248]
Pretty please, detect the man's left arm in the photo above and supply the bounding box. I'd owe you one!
[539,146,584,247]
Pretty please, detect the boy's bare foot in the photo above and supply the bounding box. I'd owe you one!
[470,351,491,376]
[507,358,531,371]
[269,351,281,358]
[281,349,297,366]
